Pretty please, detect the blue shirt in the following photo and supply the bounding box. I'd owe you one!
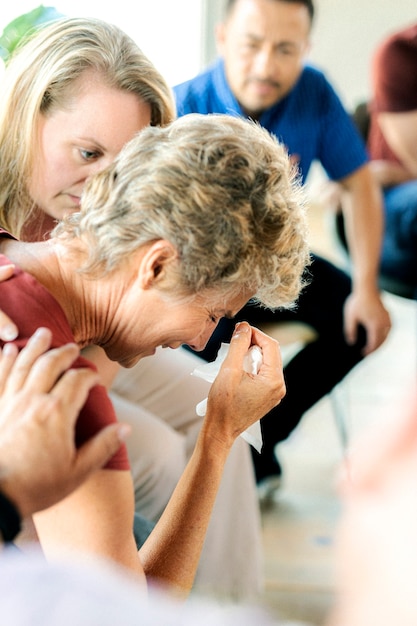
[174,59,368,184]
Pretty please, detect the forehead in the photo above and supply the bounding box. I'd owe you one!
[196,286,254,315]
[39,73,151,149]
[227,0,311,41]
[46,70,150,121]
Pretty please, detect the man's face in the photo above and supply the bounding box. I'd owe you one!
[217,0,311,118]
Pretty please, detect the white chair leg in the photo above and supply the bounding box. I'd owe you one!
[329,382,349,453]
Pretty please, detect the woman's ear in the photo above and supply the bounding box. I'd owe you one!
[137,240,178,289]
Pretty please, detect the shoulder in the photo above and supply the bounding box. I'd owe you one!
[174,62,220,114]
[74,356,129,471]
[0,257,74,348]
[376,24,417,63]
[174,62,217,94]
[299,65,339,96]
[373,24,417,80]
[372,24,417,110]
[295,65,348,115]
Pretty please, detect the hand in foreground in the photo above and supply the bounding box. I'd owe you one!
[329,391,417,626]
[0,265,18,341]
[0,327,130,518]
[205,322,285,447]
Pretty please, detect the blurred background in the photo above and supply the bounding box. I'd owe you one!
[1,0,416,106]
[1,3,416,624]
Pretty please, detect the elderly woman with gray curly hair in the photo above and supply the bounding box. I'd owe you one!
[0,112,309,596]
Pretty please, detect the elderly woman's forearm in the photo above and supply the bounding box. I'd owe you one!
[138,437,229,595]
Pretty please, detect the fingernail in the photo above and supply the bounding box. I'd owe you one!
[2,342,17,356]
[233,322,249,334]
[117,424,132,441]
[1,325,18,341]
[33,327,51,341]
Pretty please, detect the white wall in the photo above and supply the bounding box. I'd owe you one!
[1,0,416,102]
[0,1,204,88]
[309,0,417,109]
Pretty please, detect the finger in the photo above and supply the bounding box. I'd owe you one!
[0,264,15,282]
[48,367,100,426]
[12,339,80,395]
[0,342,19,395]
[362,328,378,357]
[2,328,54,393]
[0,310,18,342]
[0,265,18,341]
[250,325,282,370]
[70,423,131,485]
[344,317,357,347]
[226,321,253,364]
[0,267,18,340]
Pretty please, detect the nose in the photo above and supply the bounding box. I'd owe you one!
[188,323,218,353]
[253,46,276,79]
[89,156,114,178]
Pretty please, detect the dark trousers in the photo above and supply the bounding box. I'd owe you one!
[184,254,366,480]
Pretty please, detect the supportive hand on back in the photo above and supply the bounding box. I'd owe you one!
[0,326,130,519]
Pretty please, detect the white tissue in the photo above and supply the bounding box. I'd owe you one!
[192,342,263,453]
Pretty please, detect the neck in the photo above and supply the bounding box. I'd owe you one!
[0,237,113,348]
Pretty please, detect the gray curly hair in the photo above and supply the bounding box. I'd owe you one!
[54,113,310,309]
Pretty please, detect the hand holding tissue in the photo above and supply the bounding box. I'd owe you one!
[192,342,264,453]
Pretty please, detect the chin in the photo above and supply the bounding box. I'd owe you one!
[117,356,140,368]
[119,349,156,368]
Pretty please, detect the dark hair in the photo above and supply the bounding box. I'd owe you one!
[225,0,314,22]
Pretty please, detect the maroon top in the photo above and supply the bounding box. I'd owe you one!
[368,23,417,163]
[0,235,130,471]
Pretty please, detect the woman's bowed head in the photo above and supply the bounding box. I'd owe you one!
[54,112,310,363]
[0,111,310,593]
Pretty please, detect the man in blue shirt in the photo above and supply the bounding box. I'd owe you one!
[175,0,391,497]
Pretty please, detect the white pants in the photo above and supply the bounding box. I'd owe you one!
[110,346,263,600]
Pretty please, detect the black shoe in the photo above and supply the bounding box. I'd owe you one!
[251,446,282,482]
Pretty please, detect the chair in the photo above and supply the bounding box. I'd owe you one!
[259,321,350,454]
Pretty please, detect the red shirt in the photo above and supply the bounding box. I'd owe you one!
[0,247,129,471]
[368,23,417,162]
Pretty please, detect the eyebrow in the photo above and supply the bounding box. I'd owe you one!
[245,33,302,50]
[75,136,106,151]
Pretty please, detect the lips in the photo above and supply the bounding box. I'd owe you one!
[67,194,81,207]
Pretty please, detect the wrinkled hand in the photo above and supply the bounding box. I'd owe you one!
[0,327,130,518]
[0,265,18,341]
[204,322,285,448]
[344,289,391,356]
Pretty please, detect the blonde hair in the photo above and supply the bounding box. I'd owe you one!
[54,113,310,309]
[0,16,176,238]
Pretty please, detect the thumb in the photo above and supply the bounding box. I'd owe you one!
[71,423,131,483]
[224,321,252,365]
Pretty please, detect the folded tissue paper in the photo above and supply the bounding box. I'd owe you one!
[191,342,263,453]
